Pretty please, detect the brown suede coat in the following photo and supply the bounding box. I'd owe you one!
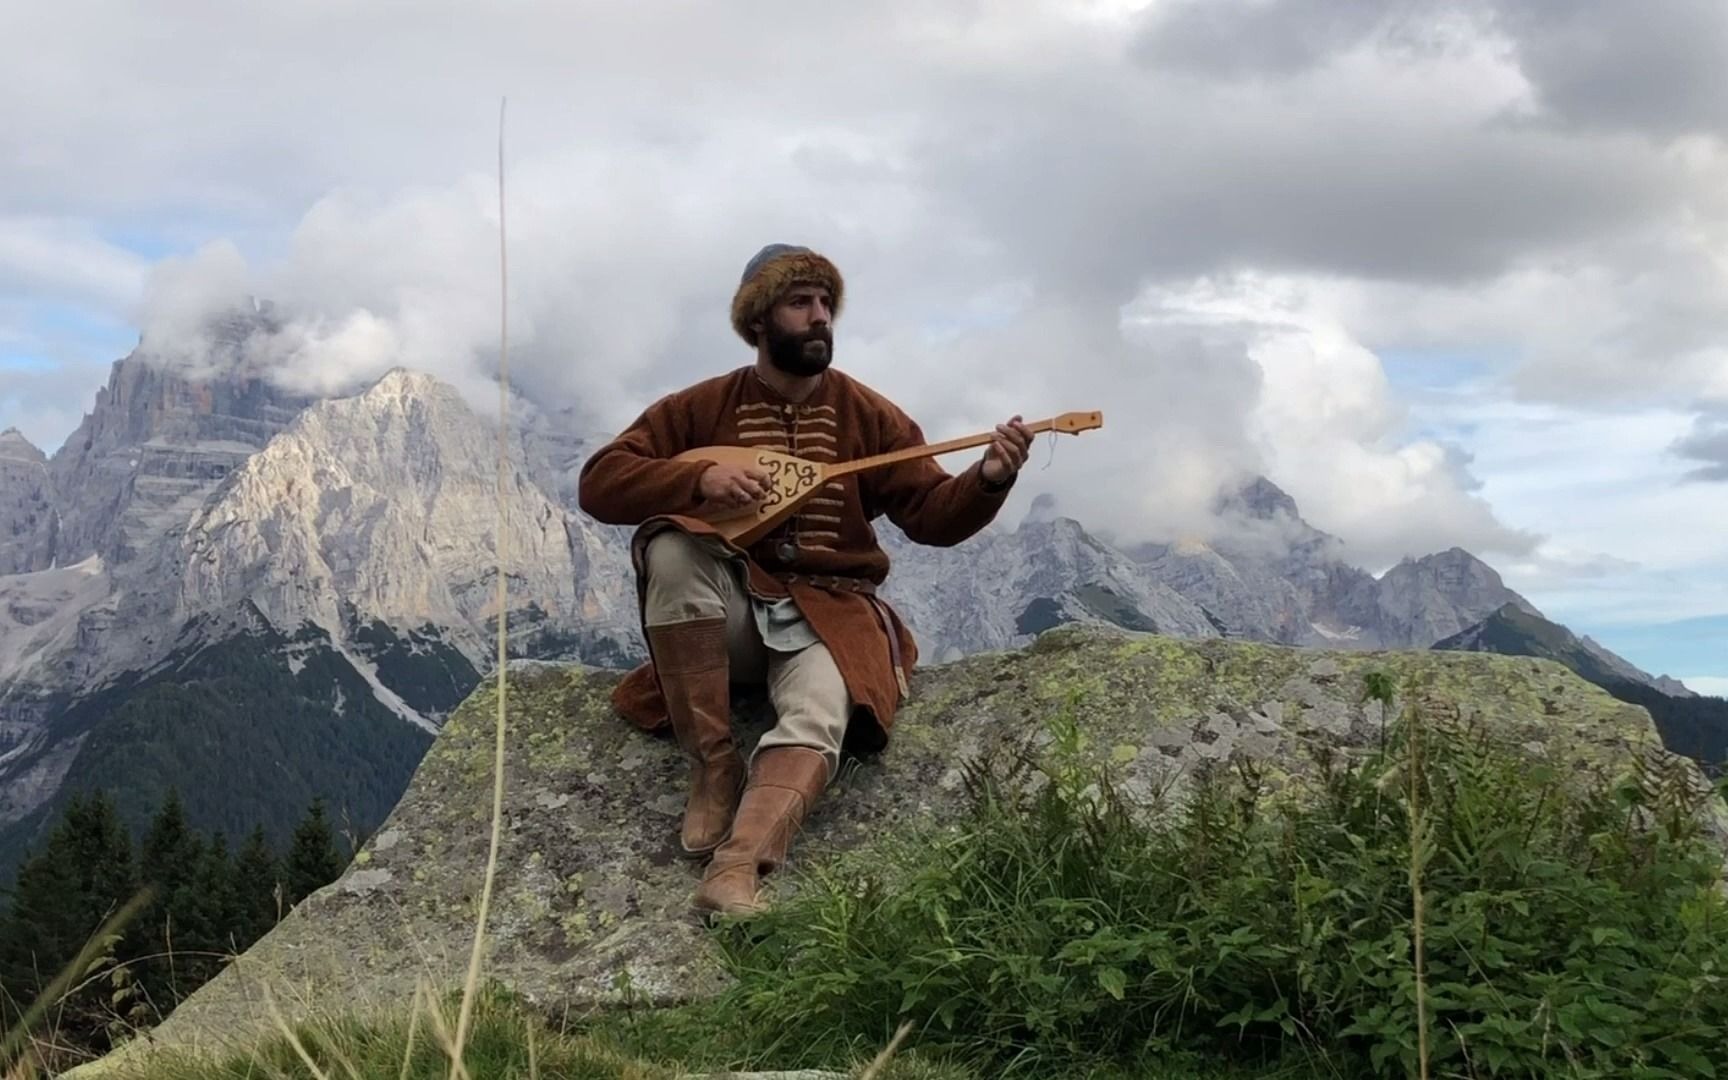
[577,365,1014,752]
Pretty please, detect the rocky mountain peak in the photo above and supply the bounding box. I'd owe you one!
[0,429,44,463]
[363,366,448,402]
[1373,549,1535,648]
[46,349,316,567]
[176,367,638,668]
[1021,492,1060,526]
[1387,546,1524,597]
[1214,474,1302,522]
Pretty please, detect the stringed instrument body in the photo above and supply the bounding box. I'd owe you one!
[671,410,1103,547]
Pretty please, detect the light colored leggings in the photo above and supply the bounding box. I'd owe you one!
[642,530,850,781]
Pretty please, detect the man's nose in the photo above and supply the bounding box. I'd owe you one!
[811,299,831,324]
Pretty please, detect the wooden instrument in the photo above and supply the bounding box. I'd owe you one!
[672,411,1103,547]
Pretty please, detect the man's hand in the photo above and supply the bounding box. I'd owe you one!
[980,415,1032,487]
[699,462,772,508]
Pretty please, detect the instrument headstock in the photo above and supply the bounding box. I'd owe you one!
[1051,410,1103,434]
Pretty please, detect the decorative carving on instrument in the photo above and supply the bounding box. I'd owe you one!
[759,452,820,508]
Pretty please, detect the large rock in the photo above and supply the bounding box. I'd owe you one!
[74,624,1713,1074]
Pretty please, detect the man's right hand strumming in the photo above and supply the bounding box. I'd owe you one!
[699,462,772,509]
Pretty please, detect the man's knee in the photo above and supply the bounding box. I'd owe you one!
[642,531,733,624]
[644,530,718,579]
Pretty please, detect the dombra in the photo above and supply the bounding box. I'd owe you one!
[672,411,1104,547]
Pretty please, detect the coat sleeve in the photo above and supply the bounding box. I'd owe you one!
[577,393,713,525]
[861,402,1015,546]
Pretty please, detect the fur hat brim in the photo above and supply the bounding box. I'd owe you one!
[730,249,845,347]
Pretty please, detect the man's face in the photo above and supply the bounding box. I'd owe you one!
[761,285,834,376]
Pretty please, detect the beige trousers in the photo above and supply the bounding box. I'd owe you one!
[641,530,851,781]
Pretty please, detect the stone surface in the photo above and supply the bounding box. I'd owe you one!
[72,624,1712,1074]
[0,428,57,577]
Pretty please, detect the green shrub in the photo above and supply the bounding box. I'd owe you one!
[708,688,1728,1078]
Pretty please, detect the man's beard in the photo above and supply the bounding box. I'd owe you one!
[764,321,833,376]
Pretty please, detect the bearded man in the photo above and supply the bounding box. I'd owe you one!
[577,243,1030,916]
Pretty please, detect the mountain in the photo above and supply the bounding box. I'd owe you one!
[47,313,315,571]
[2,321,326,872]
[0,429,57,576]
[176,367,639,670]
[0,607,434,880]
[1434,603,1728,772]
[1435,602,1634,684]
[877,506,1222,663]
[1,337,1698,882]
[1126,476,1535,651]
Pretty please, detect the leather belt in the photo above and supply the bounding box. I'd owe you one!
[772,571,878,595]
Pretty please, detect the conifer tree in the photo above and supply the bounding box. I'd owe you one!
[0,792,138,1044]
[176,832,237,986]
[286,797,343,906]
[233,824,284,945]
[136,788,205,1005]
[0,803,83,1000]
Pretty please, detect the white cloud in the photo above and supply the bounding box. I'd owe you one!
[0,216,148,310]
[1683,676,1728,699]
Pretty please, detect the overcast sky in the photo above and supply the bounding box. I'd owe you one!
[3,0,1726,693]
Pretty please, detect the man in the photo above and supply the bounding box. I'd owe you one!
[578,243,1030,916]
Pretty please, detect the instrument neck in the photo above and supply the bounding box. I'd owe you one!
[825,417,1061,480]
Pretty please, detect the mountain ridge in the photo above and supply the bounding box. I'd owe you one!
[1435,602,1726,772]
[0,332,1701,880]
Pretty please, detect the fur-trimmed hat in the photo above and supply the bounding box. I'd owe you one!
[730,243,844,347]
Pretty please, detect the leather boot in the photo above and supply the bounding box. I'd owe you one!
[692,745,830,917]
[646,618,744,857]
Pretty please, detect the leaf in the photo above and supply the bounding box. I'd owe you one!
[1657,1042,1718,1078]
[1557,1001,1590,1039]
[1096,966,1127,1000]
[1585,996,1639,1025]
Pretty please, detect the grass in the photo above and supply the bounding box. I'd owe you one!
[25,981,1330,1079]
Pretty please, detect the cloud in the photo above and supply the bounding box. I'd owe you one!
[0,357,114,455]
[1491,0,1728,139]
[1131,0,1476,81]
[0,217,149,310]
[1118,273,1541,566]
[1405,395,1728,624]
[1683,676,1728,699]
[1673,414,1728,481]
[6,0,1728,623]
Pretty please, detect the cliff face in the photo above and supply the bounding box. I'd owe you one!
[0,429,56,576]
[80,624,1716,1073]
[175,368,638,666]
[48,337,314,572]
